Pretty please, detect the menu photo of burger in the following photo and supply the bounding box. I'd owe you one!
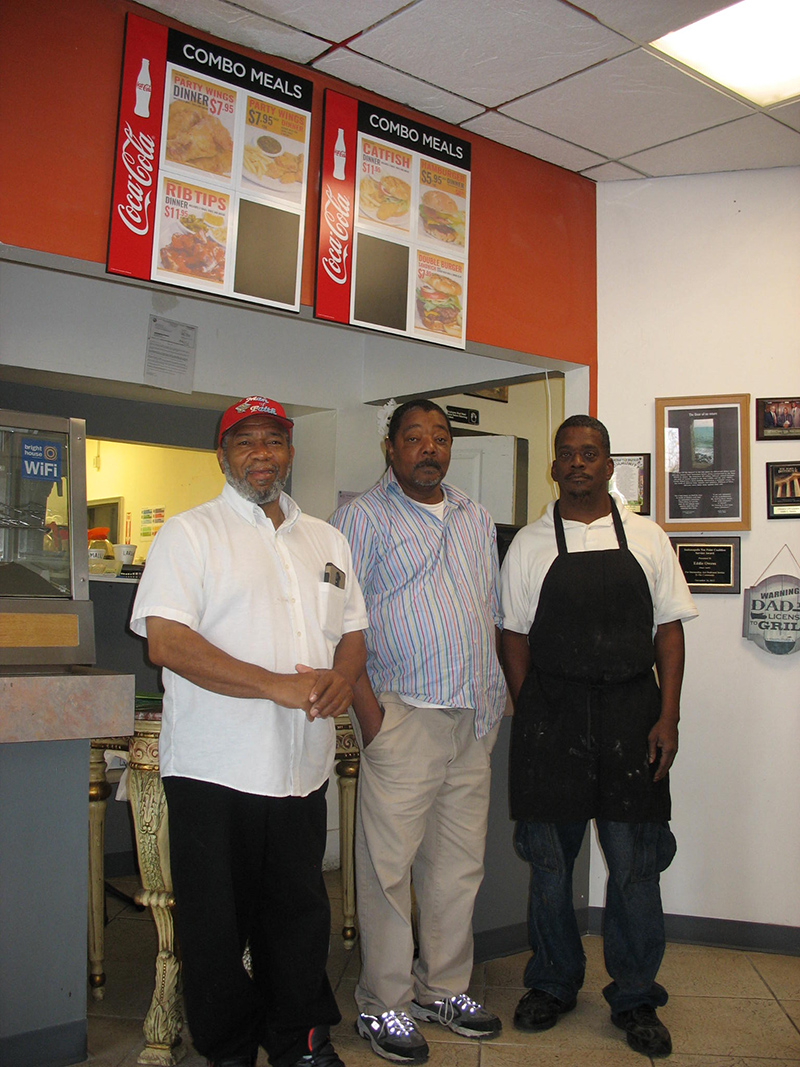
[418,188,466,247]
[415,261,464,341]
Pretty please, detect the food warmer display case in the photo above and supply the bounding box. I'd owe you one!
[0,408,134,742]
[0,409,95,665]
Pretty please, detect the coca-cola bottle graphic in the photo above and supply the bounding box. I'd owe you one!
[134,58,151,119]
[333,128,346,181]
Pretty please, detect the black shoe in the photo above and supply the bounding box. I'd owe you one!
[612,1005,672,1057]
[513,988,577,1032]
[292,1027,345,1067]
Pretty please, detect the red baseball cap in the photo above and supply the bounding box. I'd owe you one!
[218,396,294,446]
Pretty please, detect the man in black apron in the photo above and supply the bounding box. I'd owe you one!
[500,416,696,1058]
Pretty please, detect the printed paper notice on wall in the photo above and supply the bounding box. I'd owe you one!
[108,13,313,312]
[144,315,197,393]
[315,90,471,349]
[140,505,166,540]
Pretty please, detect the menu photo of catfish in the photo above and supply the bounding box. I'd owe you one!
[414,253,465,342]
[417,161,467,248]
[164,71,236,179]
[358,140,412,230]
[155,179,229,288]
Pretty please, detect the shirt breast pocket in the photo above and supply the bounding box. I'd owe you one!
[318,581,346,642]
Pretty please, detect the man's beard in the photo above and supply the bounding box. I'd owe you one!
[220,452,290,505]
[410,460,444,488]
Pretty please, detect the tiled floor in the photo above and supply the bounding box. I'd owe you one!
[84,871,800,1067]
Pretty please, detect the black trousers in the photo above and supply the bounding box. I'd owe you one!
[162,776,341,1065]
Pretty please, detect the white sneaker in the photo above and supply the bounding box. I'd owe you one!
[410,994,502,1038]
[356,1010,429,1063]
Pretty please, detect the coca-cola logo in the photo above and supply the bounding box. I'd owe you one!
[116,123,156,236]
[321,184,351,286]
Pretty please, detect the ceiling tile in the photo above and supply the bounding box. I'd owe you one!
[313,49,485,124]
[573,0,739,45]
[769,99,800,135]
[621,114,800,176]
[462,112,606,171]
[240,0,409,44]
[134,0,327,62]
[501,48,753,159]
[349,0,632,107]
[581,160,648,181]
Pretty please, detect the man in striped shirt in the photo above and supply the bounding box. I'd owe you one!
[331,399,507,1064]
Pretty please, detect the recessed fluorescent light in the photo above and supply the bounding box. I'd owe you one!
[651,0,800,107]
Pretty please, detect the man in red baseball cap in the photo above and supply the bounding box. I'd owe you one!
[132,395,368,1067]
[218,395,295,446]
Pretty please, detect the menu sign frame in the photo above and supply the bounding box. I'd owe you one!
[108,13,313,313]
[315,90,472,350]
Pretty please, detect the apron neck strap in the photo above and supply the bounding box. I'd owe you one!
[553,496,628,554]
[610,497,628,548]
[553,500,568,554]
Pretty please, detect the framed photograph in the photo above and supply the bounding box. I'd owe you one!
[766,462,800,519]
[610,453,651,514]
[464,385,509,403]
[670,536,741,594]
[756,397,800,440]
[656,394,750,532]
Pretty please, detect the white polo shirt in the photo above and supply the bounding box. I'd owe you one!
[130,483,368,797]
[501,501,697,637]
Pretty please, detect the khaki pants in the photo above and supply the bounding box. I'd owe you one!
[352,692,499,1015]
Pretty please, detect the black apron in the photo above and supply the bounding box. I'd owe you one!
[509,499,670,823]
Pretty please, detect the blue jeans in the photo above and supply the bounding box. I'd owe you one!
[514,819,676,1014]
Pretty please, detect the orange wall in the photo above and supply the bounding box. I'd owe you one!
[0,0,596,394]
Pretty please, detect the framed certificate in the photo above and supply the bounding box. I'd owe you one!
[670,536,741,594]
[656,394,750,532]
[610,453,650,514]
[766,462,800,519]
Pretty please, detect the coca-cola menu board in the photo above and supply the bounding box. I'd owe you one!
[109,14,312,311]
[316,91,471,349]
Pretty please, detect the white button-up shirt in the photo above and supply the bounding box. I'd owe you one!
[130,483,368,797]
[501,500,697,638]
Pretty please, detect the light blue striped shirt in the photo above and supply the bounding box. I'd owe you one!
[331,467,507,738]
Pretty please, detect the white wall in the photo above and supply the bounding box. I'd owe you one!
[0,259,542,411]
[596,167,800,927]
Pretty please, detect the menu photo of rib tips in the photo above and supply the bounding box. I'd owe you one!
[417,158,468,249]
[241,96,307,203]
[164,69,236,179]
[154,178,229,289]
[414,251,465,344]
[358,139,412,231]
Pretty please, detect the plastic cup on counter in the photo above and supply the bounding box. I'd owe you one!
[113,544,137,565]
